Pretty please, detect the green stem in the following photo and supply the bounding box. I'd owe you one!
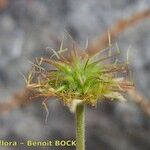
[76,104,85,150]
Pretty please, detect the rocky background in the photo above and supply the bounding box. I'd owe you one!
[0,0,150,150]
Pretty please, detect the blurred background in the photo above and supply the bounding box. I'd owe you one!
[0,0,150,150]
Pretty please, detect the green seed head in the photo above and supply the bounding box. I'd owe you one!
[27,45,133,112]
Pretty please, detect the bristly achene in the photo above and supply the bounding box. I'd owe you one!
[26,43,133,113]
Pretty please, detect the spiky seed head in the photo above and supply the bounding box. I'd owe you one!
[26,45,134,113]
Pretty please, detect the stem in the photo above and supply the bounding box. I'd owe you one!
[76,104,85,150]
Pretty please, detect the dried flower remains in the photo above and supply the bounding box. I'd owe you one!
[26,43,133,113]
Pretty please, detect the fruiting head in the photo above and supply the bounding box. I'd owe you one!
[27,45,133,112]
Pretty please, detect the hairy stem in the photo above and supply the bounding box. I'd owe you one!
[76,104,85,150]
